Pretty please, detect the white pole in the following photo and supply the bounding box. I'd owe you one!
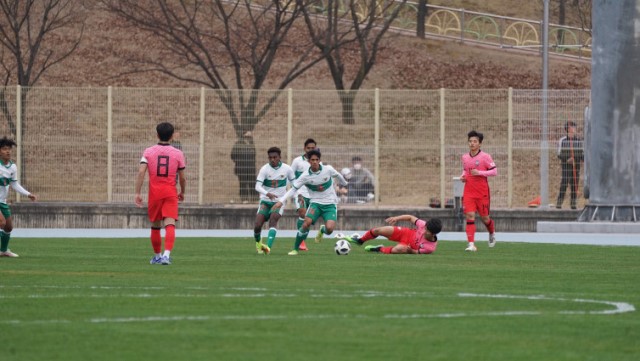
[540,0,550,208]
[198,87,205,205]
[508,87,513,208]
[287,88,293,164]
[374,88,380,206]
[107,86,113,202]
[15,85,21,203]
[440,88,446,209]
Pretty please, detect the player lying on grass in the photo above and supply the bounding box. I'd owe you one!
[341,215,442,254]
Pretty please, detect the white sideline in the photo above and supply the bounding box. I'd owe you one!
[12,228,640,246]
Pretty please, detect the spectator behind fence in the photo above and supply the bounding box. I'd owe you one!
[348,156,375,203]
[337,168,352,203]
[231,131,257,204]
[556,121,584,210]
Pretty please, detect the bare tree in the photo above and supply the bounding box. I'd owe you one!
[0,0,85,136]
[102,0,328,139]
[301,0,408,124]
[574,0,591,36]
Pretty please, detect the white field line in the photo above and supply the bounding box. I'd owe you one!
[0,288,634,325]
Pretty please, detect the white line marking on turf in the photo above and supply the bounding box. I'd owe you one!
[458,293,636,315]
[1,290,633,325]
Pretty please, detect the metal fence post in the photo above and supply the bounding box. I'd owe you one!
[198,87,205,205]
[15,85,21,203]
[107,86,113,202]
[440,87,446,209]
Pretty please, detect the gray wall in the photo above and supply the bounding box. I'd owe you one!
[12,203,579,233]
[589,0,640,204]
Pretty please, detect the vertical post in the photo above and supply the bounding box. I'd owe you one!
[440,88,446,209]
[507,87,513,208]
[198,87,205,205]
[107,86,113,202]
[374,88,380,206]
[287,88,293,164]
[460,9,465,43]
[540,0,550,208]
[15,85,21,202]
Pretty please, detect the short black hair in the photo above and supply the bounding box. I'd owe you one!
[467,130,484,143]
[426,218,443,235]
[306,149,321,159]
[352,156,362,162]
[267,146,281,156]
[304,138,316,147]
[565,121,576,132]
[156,122,175,142]
[0,136,17,148]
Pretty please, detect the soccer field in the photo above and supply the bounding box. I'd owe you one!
[1,237,639,361]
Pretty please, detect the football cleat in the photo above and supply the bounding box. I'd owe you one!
[149,255,162,264]
[344,234,363,245]
[0,250,19,258]
[261,243,271,255]
[465,243,478,252]
[161,255,172,265]
[364,245,383,252]
[288,250,299,256]
[256,242,265,254]
[314,228,324,243]
[488,233,496,248]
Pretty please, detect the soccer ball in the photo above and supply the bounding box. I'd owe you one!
[334,239,351,255]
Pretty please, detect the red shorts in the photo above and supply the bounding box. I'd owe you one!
[463,196,491,217]
[390,227,417,248]
[147,196,179,222]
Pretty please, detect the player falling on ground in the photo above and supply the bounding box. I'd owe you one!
[460,130,497,252]
[341,215,442,254]
[273,149,348,255]
[0,137,37,258]
[135,122,186,265]
[253,146,295,254]
[289,138,319,251]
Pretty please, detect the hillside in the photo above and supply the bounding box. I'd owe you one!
[36,3,591,90]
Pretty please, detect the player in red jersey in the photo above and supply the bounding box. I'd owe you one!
[460,130,497,252]
[342,215,442,254]
[135,122,186,265]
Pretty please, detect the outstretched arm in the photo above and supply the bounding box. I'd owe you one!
[385,214,418,226]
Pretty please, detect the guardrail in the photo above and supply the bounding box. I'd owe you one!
[305,1,592,60]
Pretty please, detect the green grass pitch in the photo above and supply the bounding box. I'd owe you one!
[1,236,639,361]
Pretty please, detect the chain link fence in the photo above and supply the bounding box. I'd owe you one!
[0,86,590,209]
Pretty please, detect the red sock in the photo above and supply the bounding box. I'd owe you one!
[164,224,176,251]
[151,228,162,253]
[360,229,376,242]
[484,219,495,234]
[466,220,476,243]
[381,246,393,254]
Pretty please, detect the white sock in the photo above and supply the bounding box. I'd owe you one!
[163,250,171,257]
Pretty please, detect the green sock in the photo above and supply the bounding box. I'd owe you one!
[296,218,304,230]
[319,225,326,235]
[254,231,261,243]
[294,229,308,250]
[267,228,277,248]
[0,230,10,252]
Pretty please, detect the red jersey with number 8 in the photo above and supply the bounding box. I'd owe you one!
[140,144,186,201]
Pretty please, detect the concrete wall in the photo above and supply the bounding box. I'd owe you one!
[589,0,640,204]
[12,203,580,233]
